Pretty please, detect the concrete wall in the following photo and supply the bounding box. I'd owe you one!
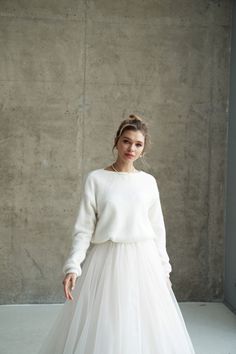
[225,0,236,313]
[0,1,232,304]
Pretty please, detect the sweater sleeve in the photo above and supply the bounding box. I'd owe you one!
[62,173,97,277]
[148,178,172,278]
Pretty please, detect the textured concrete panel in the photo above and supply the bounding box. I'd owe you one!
[87,0,231,26]
[0,0,85,21]
[0,82,84,303]
[0,17,84,83]
[0,0,232,303]
[0,1,86,303]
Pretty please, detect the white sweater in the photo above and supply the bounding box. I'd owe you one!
[63,168,172,278]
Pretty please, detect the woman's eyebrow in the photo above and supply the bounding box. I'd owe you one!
[122,136,144,144]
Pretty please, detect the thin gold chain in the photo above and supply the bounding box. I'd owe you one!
[111,163,136,173]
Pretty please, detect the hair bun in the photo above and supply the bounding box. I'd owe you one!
[129,114,143,122]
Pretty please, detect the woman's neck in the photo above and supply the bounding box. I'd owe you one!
[112,161,136,173]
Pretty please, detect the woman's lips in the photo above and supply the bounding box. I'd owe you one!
[125,153,135,157]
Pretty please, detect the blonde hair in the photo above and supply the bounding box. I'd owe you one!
[112,114,151,156]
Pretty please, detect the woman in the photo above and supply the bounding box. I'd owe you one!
[38,114,196,354]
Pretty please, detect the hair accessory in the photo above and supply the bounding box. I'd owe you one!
[118,124,137,138]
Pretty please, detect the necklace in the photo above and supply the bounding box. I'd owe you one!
[111,163,136,173]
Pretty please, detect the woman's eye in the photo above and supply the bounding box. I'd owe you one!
[123,140,142,147]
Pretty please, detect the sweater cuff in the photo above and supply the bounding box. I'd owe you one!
[62,266,81,278]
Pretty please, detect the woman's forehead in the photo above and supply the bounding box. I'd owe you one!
[121,130,145,142]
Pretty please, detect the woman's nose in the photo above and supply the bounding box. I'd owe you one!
[129,144,136,151]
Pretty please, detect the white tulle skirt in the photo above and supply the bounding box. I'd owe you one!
[38,239,195,354]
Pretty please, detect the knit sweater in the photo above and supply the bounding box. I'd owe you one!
[63,168,172,278]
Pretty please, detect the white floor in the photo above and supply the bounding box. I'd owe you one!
[0,302,235,354]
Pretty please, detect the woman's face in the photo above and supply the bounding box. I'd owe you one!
[115,129,145,163]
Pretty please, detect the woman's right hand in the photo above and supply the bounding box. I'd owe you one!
[62,273,77,301]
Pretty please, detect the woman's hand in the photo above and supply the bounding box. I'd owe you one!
[62,273,77,301]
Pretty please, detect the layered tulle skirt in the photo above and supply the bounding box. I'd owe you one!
[38,239,195,354]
